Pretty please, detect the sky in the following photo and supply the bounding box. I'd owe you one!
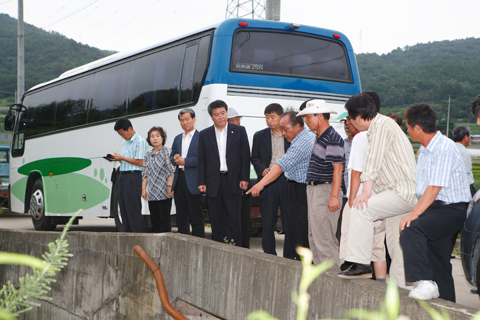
[0,0,479,55]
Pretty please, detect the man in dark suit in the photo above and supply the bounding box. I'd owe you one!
[170,108,204,237]
[197,100,250,246]
[251,103,294,259]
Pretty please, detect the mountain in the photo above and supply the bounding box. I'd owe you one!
[1,12,479,124]
[356,38,480,123]
[0,13,114,100]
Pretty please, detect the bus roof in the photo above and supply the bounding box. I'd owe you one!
[26,18,357,94]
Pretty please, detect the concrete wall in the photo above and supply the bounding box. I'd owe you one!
[0,230,478,320]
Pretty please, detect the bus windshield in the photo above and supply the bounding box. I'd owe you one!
[230,30,352,83]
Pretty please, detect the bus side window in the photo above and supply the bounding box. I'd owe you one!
[88,62,131,124]
[55,75,92,130]
[180,44,199,103]
[128,45,184,115]
[24,88,58,137]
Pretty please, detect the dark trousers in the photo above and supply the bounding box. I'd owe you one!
[400,201,467,302]
[286,181,309,260]
[260,175,294,259]
[207,174,242,246]
[117,172,144,232]
[174,170,204,237]
[148,198,172,233]
[241,190,251,248]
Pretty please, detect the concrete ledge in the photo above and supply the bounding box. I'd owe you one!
[0,230,477,319]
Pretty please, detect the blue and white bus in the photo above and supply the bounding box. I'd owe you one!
[5,18,361,231]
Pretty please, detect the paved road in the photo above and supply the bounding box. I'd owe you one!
[1,209,479,310]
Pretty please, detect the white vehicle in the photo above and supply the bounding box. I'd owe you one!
[5,18,361,231]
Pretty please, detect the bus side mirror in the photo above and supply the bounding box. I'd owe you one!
[4,114,14,131]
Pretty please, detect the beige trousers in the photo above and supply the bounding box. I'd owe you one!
[339,203,386,262]
[345,190,415,289]
[306,184,342,270]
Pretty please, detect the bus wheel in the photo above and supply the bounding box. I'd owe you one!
[30,179,56,231]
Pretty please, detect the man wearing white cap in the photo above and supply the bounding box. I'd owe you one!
[297,100,345,269]
[227,107,251,249]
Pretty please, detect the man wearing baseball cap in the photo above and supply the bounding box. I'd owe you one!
[297,100,345,269]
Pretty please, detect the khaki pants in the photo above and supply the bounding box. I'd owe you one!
[345,190,415,289]
[306,184,342,270]
[339,203,386,262]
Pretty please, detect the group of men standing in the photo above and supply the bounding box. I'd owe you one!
[112,93,479,303]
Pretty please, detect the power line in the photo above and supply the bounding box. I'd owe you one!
[43,0,100,29]
[0,0,15,6]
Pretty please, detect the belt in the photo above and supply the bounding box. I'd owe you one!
[220,171,228,176]
[179,168,185,171]
[120,170,141,174]
[286,178,298,183]
[434,200,452,206]
[306,181,331,186]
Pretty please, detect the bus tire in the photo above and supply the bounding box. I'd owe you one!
[30,179,56,231]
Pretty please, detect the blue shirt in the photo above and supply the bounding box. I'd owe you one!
[119,132,149,172]
[307,126,344,183]
[276,129,316,183]
[416,131,471,203]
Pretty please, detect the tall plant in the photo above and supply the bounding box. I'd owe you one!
[0,211,80,320]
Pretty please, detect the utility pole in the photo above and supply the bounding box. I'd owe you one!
[446,95,451,138]
[265,0,280,21]
[17,0,25,104]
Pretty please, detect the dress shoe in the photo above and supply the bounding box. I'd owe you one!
[340,261,353,271]
[337,263,372,279]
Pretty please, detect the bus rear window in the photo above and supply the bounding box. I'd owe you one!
[230,30,352,82]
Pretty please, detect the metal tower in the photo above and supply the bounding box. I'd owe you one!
[225,0,266,20]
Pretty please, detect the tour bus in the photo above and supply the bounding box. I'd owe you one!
[4,18,361,231]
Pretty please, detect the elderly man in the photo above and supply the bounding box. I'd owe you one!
[297,100,344,268]
[400,104,471,302]
[472,94,480,124]
[227,107,251,248]
[338,93,417,289]
[452,125,475,197]
[248,107,315,260]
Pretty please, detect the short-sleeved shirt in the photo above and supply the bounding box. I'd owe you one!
[417,131,472,203]
[306,126,344,183]
[362,114,417,205]
[269,131,285,169]
[346,131,375,198]
[142,147,175,201]
[119,132,149,171]
[455,142,475,185]
[276,129,315,183]
[342,136,352,196]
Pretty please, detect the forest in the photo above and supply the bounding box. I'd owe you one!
[356,38,480,126]
[1,12,479,128]
[0,13,113,101]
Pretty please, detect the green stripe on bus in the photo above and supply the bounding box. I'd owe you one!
[18,158,92,176]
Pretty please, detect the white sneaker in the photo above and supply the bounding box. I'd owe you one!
[408,280,440,300]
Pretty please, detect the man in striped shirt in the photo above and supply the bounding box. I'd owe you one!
[112,118,149,232]
[400,104,471,302]
[338,94,417,286]
[297,100,344,269]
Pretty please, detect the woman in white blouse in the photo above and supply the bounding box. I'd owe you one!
[142,126,175,232]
